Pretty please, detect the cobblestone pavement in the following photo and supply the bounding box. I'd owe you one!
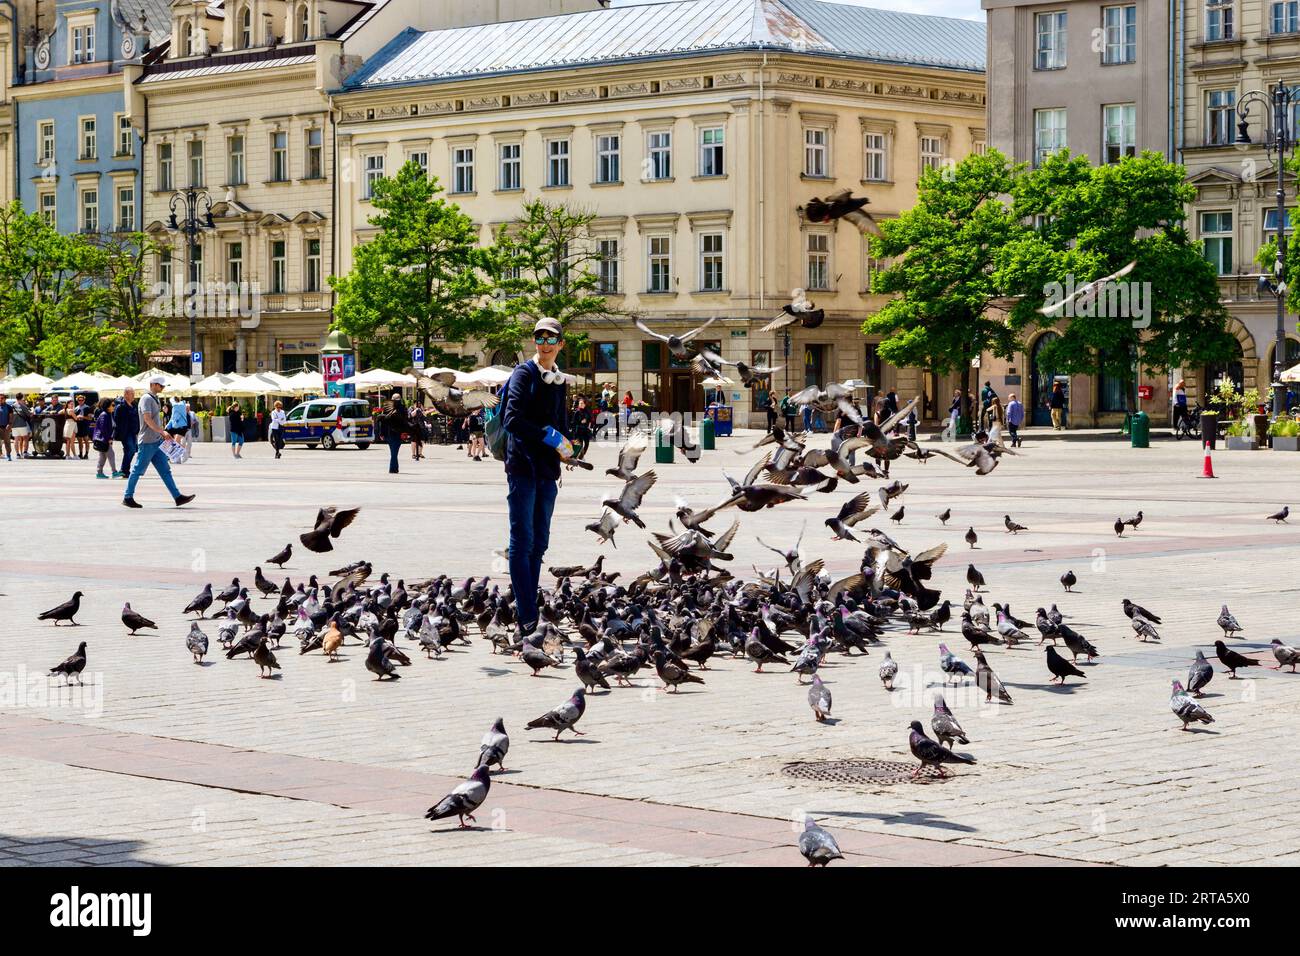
[2,427,1296,866]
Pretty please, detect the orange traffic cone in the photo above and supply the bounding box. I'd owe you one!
[1201,441,1216,479]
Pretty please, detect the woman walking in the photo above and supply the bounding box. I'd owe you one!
[74,394,94,459]
[380,391,409,474]
[1049,381,1066,430]
[570,397,592,460]
[269,400,287,459]
[764,393,777,433]
[227,400,245,458]
[93,398,120,479]
[409,403,427,461]
[11,398,32,458]
[467,408,487,461]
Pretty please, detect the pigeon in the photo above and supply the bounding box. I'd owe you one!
[1060,570,1077,592]
[653,651,705,693]
[804,188,881,235]
[584,510,620,547]
[300,506,361,553]
[602,471,657,528]
[411,370,501,416]
[1270,638,1300,672]
[322,617,345,661]
[266,543,292,568]
[939,643,973,684]
[216,578,241,605]
[807,674,832,722]
[633,315,717,359]
[1170,680,1215,731]
[573,648,612,691]
[1123,510,1144,530]
[1217,605,1243,638]
[366,638,401,680]
[38,592,83,626]
[1121,599,1162,624]
[797,818,844,866]
[1004,515,1027,534]
[49,641,87,684]
[931,695,968,748]
[121,603,156,635]
[973,648,1013,703]
[908,721,975,778]
[521,644,560,676]
[1130,613,1161,643]
[183,583,213,617]
[1061,628,1099,663]
[1046,645,1086,684]
[964,527,978,549]
[1267,506,1289,523]
[889,504,905,524]
[937,508,951,525]
[1114,518,1125,537]
[252,638,280,678]
[745,629,788,672]
[1187,650,1214,696]
[253,566,279,598]
[878,650,898,690]
[605,433,648,481]
[1037,260,1137,316]
[824,491,877,541]
[425,766,491,829]
[476,718,510,772]
[966,564,985,592]
[186,623,209,663]
[525,687,587,740]
[1214,640,1260,679]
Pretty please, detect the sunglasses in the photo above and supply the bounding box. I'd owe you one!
[533,333,562,346]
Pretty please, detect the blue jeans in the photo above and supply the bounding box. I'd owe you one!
[386,435,403,472]
[124,441,181,500]
[802,407,812,431]
[119,435,138,475]
[507,473,558,630]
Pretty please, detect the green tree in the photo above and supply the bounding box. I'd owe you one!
[995,151,1235,409]
[861,150,1025,423]
[329,161,493,368]
[86,231,167,373]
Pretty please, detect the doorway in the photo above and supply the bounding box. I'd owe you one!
[1030,332,1060,426]
[669,372,697,414]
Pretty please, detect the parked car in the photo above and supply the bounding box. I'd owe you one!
[279,398,374,450]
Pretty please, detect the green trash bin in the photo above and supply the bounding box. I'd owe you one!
[700,415,716,451]
[1130,410,1149,448]
[655,426,674,464]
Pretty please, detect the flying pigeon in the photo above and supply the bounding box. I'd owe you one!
[1037,260,1137,317]
[633,316,717,360]
[602,471,657,527]
[804,188,881,235]
[425,766,491,829]
[300,506,361,553]
[762,289,826,333]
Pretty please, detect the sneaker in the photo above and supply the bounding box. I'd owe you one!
[174,493,195,507]
[122,497,143,508]
[95,473,108,479]
[111,471,123,478]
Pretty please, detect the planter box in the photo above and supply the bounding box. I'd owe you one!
[194,419,211,442]
[1225,435,1257,451]
[211,415,229,443]
[1272,435,1300,451]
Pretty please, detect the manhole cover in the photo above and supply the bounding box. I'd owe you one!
[781,758,942,785]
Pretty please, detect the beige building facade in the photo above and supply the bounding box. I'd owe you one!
[332,0,988,427]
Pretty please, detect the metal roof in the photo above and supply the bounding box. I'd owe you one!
[344,0,986,90]
[138,54,317,83]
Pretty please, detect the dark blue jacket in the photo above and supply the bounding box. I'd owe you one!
[502,361,569,480]
[113,399,139,442]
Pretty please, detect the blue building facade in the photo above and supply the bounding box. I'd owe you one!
[13,0,168,235]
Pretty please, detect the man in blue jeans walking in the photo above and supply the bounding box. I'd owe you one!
[123,375,195,508]
[502,317,573,637]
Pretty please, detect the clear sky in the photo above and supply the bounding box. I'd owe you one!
[613,0,986,21]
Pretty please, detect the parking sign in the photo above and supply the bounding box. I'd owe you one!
[192,351,203,377]
[412,346,425,370]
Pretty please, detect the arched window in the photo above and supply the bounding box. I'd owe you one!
[239,6,252,49]
[184,23,196,56]
[1269,337,1300,376]
[298,4,310,41]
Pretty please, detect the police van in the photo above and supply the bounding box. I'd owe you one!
[279,397,374,450]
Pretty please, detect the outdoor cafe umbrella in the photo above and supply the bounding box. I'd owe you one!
[339,368,417,388]
[2,372,55,393]
[454,366,513,388]
[283,369,324,394]
[130,368,190,390]
[1281,362,1300,383]
[49,371,120,392]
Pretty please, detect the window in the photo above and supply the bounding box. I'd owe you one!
[364,153,385,198]
[227,135,245,184]
[271,131,288,182]
[38,121,55,163]
[116,186,134,232]
[546,138,570,187]
[227,242,243,284]
[597,238,620,293]
[864,132,888,181]
[80,188,98,233]
[699,233,724,291]
[158,247,173,287]
[1102,5,1137,64]
[1263,208,1293,243]
[920,135,943,172]
[1206,0,1234,40]
[972,139,988,155]
[1033,108,1067,165]
[864,238,890,292]
[699,127,724,176]
[596,134,621,183]
[117,114,134,157]
[804,128,828,177]
[1200,211,1233,275]
[70,23,95,64]
[647,235,672,292]
[270,240,287,293]
[1102,104,1136,162]
[298,3,310,41]
[499,143,521,190]
[305,238,321,291]
[647,131,671,180]
[1035,12,1067,69]
[158,143,173,191]
[1206,90,1236,146]
[306,128,323,178]
[239,6,253,48]
[80,117,96,160]
[1273,0,1299,33]
[188,139,204,187]
[452,146,474,193]
[806,232,830,290]
[407,151,428,174]
[188,242,204,285]
[750,350,773,412]
[39,192,56,226]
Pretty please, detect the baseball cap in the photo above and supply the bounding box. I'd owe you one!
[533,317,563,337]
[148,374,167,386]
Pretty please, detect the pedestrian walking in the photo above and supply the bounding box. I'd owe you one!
[114,388,139,477]
[467,408,487,461]
[780,391,796,432]
[1172,379,1188,431]
[0,393,11,462]
[122,375,194,508]
[502,317,573,638]
[765,393,777,433]
[622,389,634,426]
[92,398,120,478]
[269,400,287,458]
[409,404,427,461]
[73,393,93,459]
[167,395,190,440]
[1049,380,1066,430]
[11,397,32,458]
[980,381,997,422]
[570,397,592,460]
[227,400,245,458]
[1006,392,1024,447]
[379,390,409,474]
[986,395,1006,433]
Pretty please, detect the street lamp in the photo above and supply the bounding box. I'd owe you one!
[1236,83,1298,417]
[166,186,216,380]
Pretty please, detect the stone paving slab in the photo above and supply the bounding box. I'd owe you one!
[2,430,1298,865]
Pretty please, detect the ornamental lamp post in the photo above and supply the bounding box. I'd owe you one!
[166,186,215,381]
